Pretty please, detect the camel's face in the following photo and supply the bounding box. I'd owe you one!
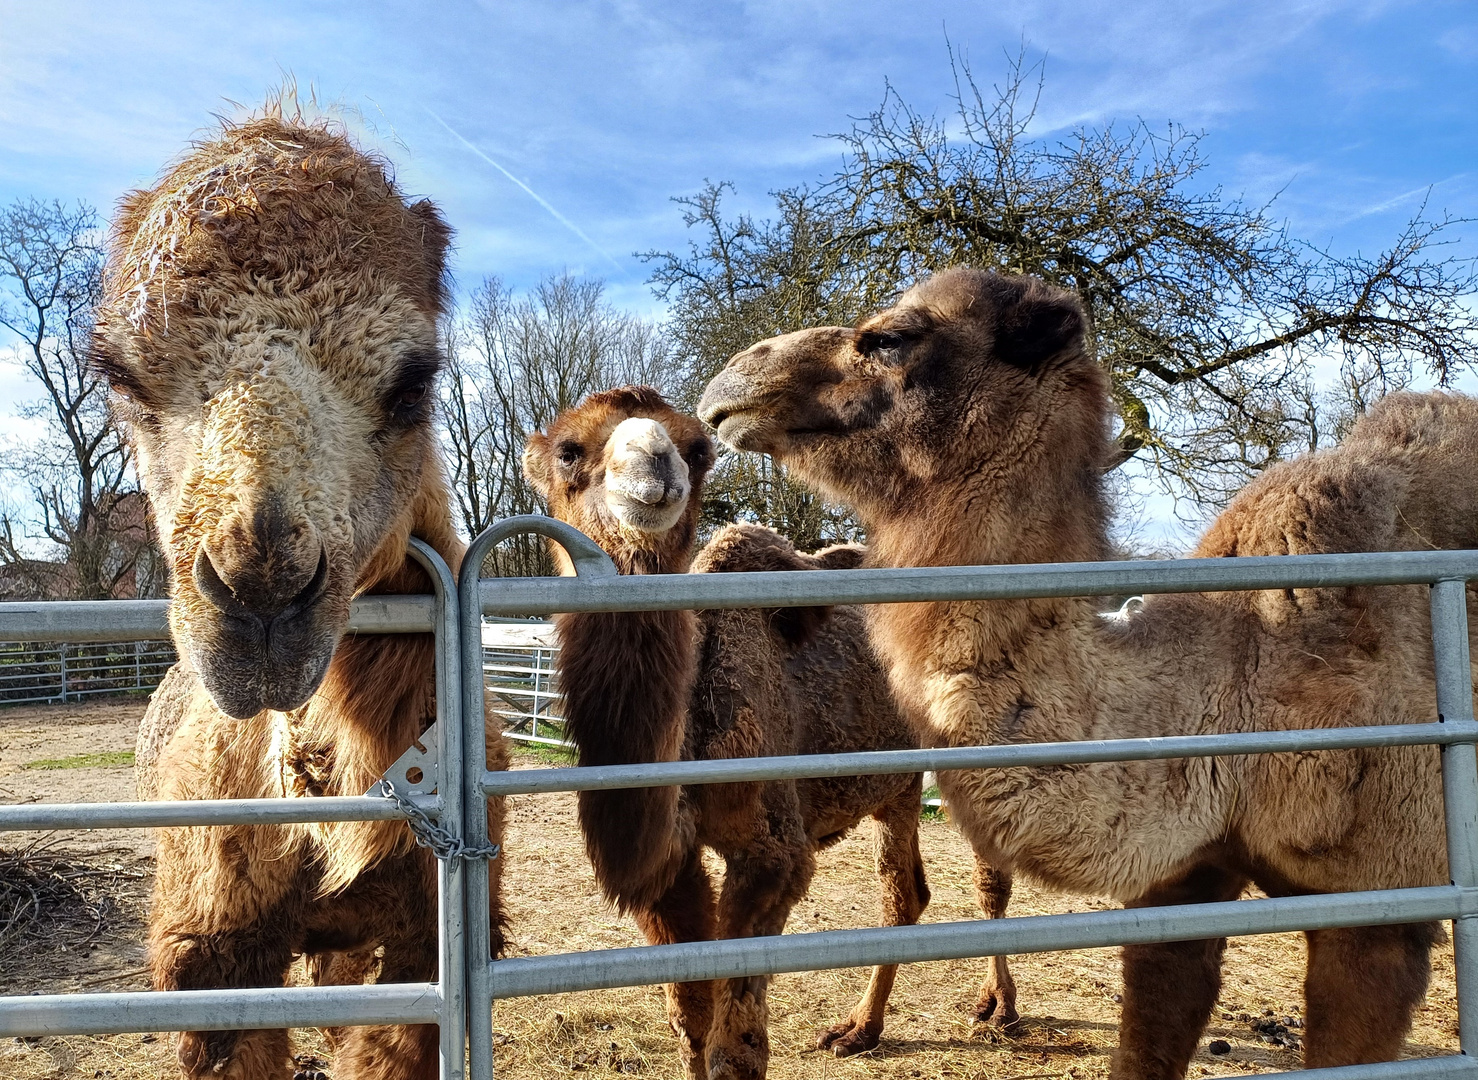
[698,268,1089,516]
[92,119,451,719]
[524,387,714,573]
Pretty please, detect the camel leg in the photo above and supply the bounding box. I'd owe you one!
[632,846,720,1080]
[151,921,296,1080]
[971,853,1019,1027]
[1302,922,1439,1068]
[305,947,379,1051]
[818,781,932,1057]
[148,820,301,1080]
[302,850,439,1080]
[707,801,815,1080]
[1112,863,1249,1080]
[329,913,439,1080]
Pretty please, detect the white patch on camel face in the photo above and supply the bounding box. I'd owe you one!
[605,417,690,533]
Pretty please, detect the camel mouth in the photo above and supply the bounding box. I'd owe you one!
[697,377,776,452]
[709,409,771,452]
[181,592,348,719]
[606,475,690,534]
[607,491,688,534]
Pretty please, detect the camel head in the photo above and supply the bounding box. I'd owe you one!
[524,387,714,574]
[91,117,453,719]
[697,267,1110,559]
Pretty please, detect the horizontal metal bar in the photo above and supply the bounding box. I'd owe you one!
[1260,1059,1477,1080]
[0,982,442,1037]
[480,549,1478,616]
[481,721,1478,796]
[0,595,436,643]
[0,793,438,832]
[488,885,1475,998]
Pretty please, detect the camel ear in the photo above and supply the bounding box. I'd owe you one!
[994,283,1086,373]
[523,433,552,496]
[768,605,831,650]
[407,200,453,315]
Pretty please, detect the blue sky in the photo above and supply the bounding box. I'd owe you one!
[3,0,1474,312]
[1,0,1476,544]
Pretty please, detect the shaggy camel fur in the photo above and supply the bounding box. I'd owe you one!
[523,386,1015,1078]
[92,115,507,1080]
[699,266,1478,1080]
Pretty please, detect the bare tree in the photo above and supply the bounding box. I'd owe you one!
[0,199,162,600]
[648,51,1478,515]
[438,272,673,575]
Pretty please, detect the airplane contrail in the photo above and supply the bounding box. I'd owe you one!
[426,108,624,275]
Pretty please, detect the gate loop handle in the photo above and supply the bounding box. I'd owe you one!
[370,779,502,864]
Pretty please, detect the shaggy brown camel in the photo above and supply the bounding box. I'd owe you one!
[91,114,507,1080]
[522,386,1016,1078]
[699,266,1478,1080]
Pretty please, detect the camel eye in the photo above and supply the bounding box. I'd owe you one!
[399,382,428,407]
[857,329,907,357]
[558,444,582,468]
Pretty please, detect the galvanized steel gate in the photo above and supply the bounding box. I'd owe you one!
[2,516,1477,1080]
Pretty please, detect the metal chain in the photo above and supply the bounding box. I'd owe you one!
[370,779,501,864]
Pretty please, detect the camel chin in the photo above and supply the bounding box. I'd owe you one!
[607,492,688,535]
[184,619,339,719]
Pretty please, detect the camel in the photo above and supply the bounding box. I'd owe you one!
[521,385,1017,1078]
[698,266,1478,1080]
[90,114,507,1080]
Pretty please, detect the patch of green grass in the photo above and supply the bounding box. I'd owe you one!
[508,740,575,767]
[22,750,135,770]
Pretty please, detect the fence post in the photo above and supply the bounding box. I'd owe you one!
[58,644,68,702]
[1432,578,1478,1056]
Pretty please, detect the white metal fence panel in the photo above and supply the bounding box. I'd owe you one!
[0,639,176,704]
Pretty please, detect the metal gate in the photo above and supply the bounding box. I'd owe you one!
[2,516,1476,1080]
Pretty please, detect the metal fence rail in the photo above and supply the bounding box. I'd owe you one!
[0,638,176,704]
[459,515,1478,1080]
[1,509,1475,1080]
[0,539,471,1080]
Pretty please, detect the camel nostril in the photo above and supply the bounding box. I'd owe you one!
[192,546,241,616]
[282,544,330,619]
[191,542,329,624]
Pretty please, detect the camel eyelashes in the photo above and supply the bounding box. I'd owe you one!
[557,442,583,467]
[854,328,918,359]
[384,350,442,421]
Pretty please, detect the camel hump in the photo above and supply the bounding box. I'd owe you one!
[693,523,814,574]
[1196,390,1478,559]
[134,659,202,801]
[693,524,861,647]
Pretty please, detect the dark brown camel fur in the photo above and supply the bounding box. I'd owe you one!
[91,114,507,1080]
[699,266,1478,1080]
[523,386,1016,1078]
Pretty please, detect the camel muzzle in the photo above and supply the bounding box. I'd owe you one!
[187,541,343,718]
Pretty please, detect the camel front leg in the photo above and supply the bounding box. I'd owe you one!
[708,811,816,1080]
[149,873,299,1079]
[971,856,1018,1027]
[818,780,932,1057]
[1302,922,1439,1068]
[1112,863,1248,1080]
[631,846,720,1080]
[149,810,307,1080]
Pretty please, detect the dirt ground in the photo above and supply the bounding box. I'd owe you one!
[0,698,1462,1079]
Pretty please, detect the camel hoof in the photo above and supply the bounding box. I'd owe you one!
[974,993,1020,1029]
[816,1019,882,1058]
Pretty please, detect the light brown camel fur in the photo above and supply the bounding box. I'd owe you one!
[522,386,1016,1078]
[699,266,1478,1080]
[91,114,508,1080]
